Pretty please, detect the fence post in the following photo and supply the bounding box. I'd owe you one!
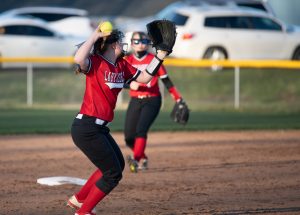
[27,63,33,106]
[234,66,240,109]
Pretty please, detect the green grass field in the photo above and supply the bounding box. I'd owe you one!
[1,67,300,134]
[1,67,300,111]
[0,108,299,134]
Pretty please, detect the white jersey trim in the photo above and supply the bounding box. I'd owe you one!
[160,74,168,79]
[105,82,124,89]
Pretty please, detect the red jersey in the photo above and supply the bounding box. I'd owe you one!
[79,55,138,122]
[126,53,167,98]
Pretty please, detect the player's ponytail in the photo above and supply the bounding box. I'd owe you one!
[93,38,109,55]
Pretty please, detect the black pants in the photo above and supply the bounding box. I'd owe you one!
[71,116,125,194]
[124,96,161,149]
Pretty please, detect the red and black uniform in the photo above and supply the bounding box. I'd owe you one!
[124,53,181,162]
[71,54,138,196]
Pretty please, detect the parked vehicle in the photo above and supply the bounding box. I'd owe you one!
[116,0,276,53]
[190,0,275,16]
[0,16,85,68]
[0,7,94,38]
[168,6,300,60]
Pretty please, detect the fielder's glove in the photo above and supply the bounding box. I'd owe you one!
[170,99,190,125]
[146,20,177,55]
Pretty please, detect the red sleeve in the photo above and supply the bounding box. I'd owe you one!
[122,58,139,81]
[169,86,182,102]
[124,55,133,64]
[86,55,100,76]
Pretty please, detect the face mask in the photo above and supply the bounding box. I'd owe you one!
[135,51,147,58]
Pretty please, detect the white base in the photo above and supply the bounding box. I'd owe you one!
[37,176,87,186]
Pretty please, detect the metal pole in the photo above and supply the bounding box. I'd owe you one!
[234,66,240,109]
[27,63,33,106]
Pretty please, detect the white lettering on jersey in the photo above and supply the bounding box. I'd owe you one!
[104,71,125,89]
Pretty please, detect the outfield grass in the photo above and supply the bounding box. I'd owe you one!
[1,67,300,111]
[0,108,299,134]
[1,67,300,134]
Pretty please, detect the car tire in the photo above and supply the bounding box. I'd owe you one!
[292,47,300,60]
[203,47,227,71]
[203,47,227,60]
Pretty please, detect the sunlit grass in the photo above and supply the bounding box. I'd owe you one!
[0,108,299,134]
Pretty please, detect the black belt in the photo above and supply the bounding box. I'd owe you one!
[76,114,109,126]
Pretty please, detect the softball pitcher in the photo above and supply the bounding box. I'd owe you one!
[124,31,184,173]
[67,23,168,215]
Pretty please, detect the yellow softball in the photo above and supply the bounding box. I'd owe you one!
[98,21,113,33]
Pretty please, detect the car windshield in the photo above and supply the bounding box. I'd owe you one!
[236,3,267,12]
[166,13,189,26]
[18,13,81,22]
[156,2,183,19]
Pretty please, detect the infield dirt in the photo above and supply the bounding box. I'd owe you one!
[1,131,300,215]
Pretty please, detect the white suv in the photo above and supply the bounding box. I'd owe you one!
[168,6,300,60]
